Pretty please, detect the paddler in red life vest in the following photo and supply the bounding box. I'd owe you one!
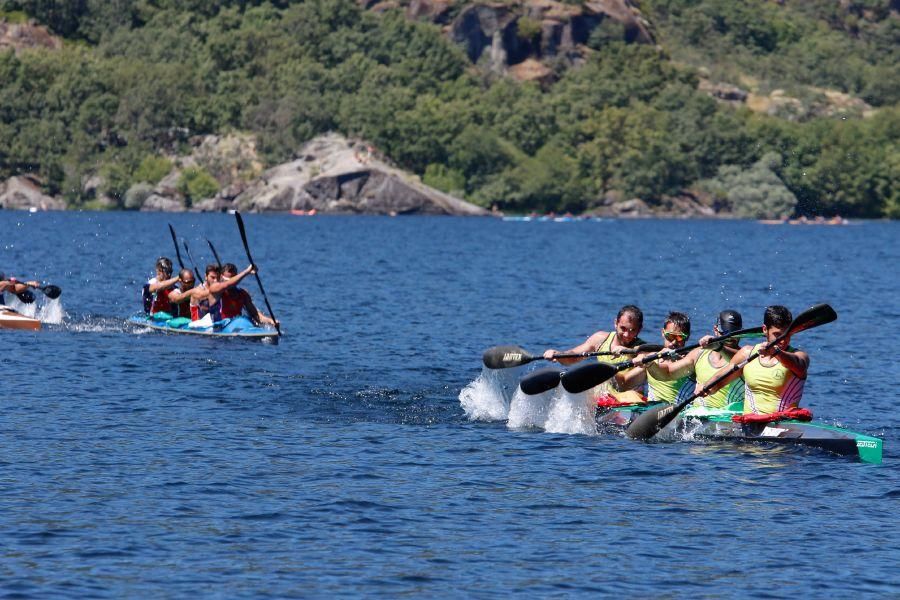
[166,268,196,319]
[143,257,180,315]
[617,311,695,404]
[628,310,747,409]
[698,305,809,415]
[177,263,256,322]
[219,262,277,327]
[542,304,648,402]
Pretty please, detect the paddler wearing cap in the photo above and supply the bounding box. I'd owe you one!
[634,310,747,410]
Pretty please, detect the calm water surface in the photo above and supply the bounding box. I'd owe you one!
[1,212,898,597]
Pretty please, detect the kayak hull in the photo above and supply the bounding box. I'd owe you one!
[597,403,883,464]
[128,314,278,341]
[0,306,41,331]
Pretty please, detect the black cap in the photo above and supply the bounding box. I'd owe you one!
[716,310,742,334]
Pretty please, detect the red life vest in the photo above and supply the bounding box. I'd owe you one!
[150,287,172,315]
[220,288,246,319]
[731,407,813,424]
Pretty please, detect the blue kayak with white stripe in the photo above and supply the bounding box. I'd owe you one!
[128,313,279,342]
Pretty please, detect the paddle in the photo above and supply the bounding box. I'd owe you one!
[181,238,204,282]
[517,327,762,395]
[234,211,281,336]
[168,224,186,271]
[35,284,62,299]
[483,343,665,369]
[14,283,61,301]
[206,238,223,269]
[625,303,837,441]
[15,290,36,304]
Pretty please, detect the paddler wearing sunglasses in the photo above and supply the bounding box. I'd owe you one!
[618,311,695,404]
[631,310,746,410]
[543,305,647,401]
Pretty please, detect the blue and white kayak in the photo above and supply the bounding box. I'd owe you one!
[128,313,279,342]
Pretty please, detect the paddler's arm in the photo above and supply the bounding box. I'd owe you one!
[697,346,751,396]
[168,287,191,304]
[615,360,647,390]
[148,275,179,293]
[543,330,608,365]
[765,343,809,380]
[646,348,698,381]
[208,264,255,294]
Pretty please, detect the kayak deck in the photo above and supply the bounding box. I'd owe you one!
[597,403,883,464]
[128,313,278,341]
[0,305,41,331]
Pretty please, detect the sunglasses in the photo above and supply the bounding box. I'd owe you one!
[662,330,688,341]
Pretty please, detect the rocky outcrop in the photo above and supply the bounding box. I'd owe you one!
[0,19,62,54]
[441,0,654,79]
[586,190,717,218]
[235,133,490,216]
[0,175,66,211]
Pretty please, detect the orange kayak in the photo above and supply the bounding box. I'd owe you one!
[0,305,41,331]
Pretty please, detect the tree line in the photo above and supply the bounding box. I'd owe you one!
[0,0,897,218]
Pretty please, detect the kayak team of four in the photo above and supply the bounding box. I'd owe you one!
[142,257,277,327]
[543,304,809,416]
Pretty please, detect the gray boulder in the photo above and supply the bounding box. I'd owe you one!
[236,133,490,216]
[0,175,66,211]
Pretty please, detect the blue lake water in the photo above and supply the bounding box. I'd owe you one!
[1,212,898,597]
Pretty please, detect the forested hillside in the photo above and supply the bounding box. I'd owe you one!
[0,0,897,217]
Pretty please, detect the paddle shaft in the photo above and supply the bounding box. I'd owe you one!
[168,224,186,271]
[207,239,223,269]
[180,239,204,282]
[235,212,281,335]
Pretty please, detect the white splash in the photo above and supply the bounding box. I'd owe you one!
[5,296,36,317]
[507,385,552,429]
[544,390,597,435]
[460,366,598,436]
[508,387,597,435]
[459,366,522,422]
[37,298,67,324]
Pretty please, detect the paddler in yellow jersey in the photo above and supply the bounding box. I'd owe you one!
[542,304,647,401]
[619,311,694,404]
[640,310,746,410]
[699,305,809,414]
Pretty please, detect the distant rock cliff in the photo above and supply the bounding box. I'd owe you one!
[231,134,490,216]
[380,0,656,82]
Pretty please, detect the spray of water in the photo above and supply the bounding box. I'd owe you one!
[508,386,597,435]
[37,297,67,324]
[459,366,522,422]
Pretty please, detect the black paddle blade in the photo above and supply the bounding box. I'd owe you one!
[16,290,36,304]
[482,345,537,369]
[42,285,62,299]
[519,367,562,395]
[789,303,837,335]
[625,403,675,440]
[560,362,619,394]
[635,343,664,353]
